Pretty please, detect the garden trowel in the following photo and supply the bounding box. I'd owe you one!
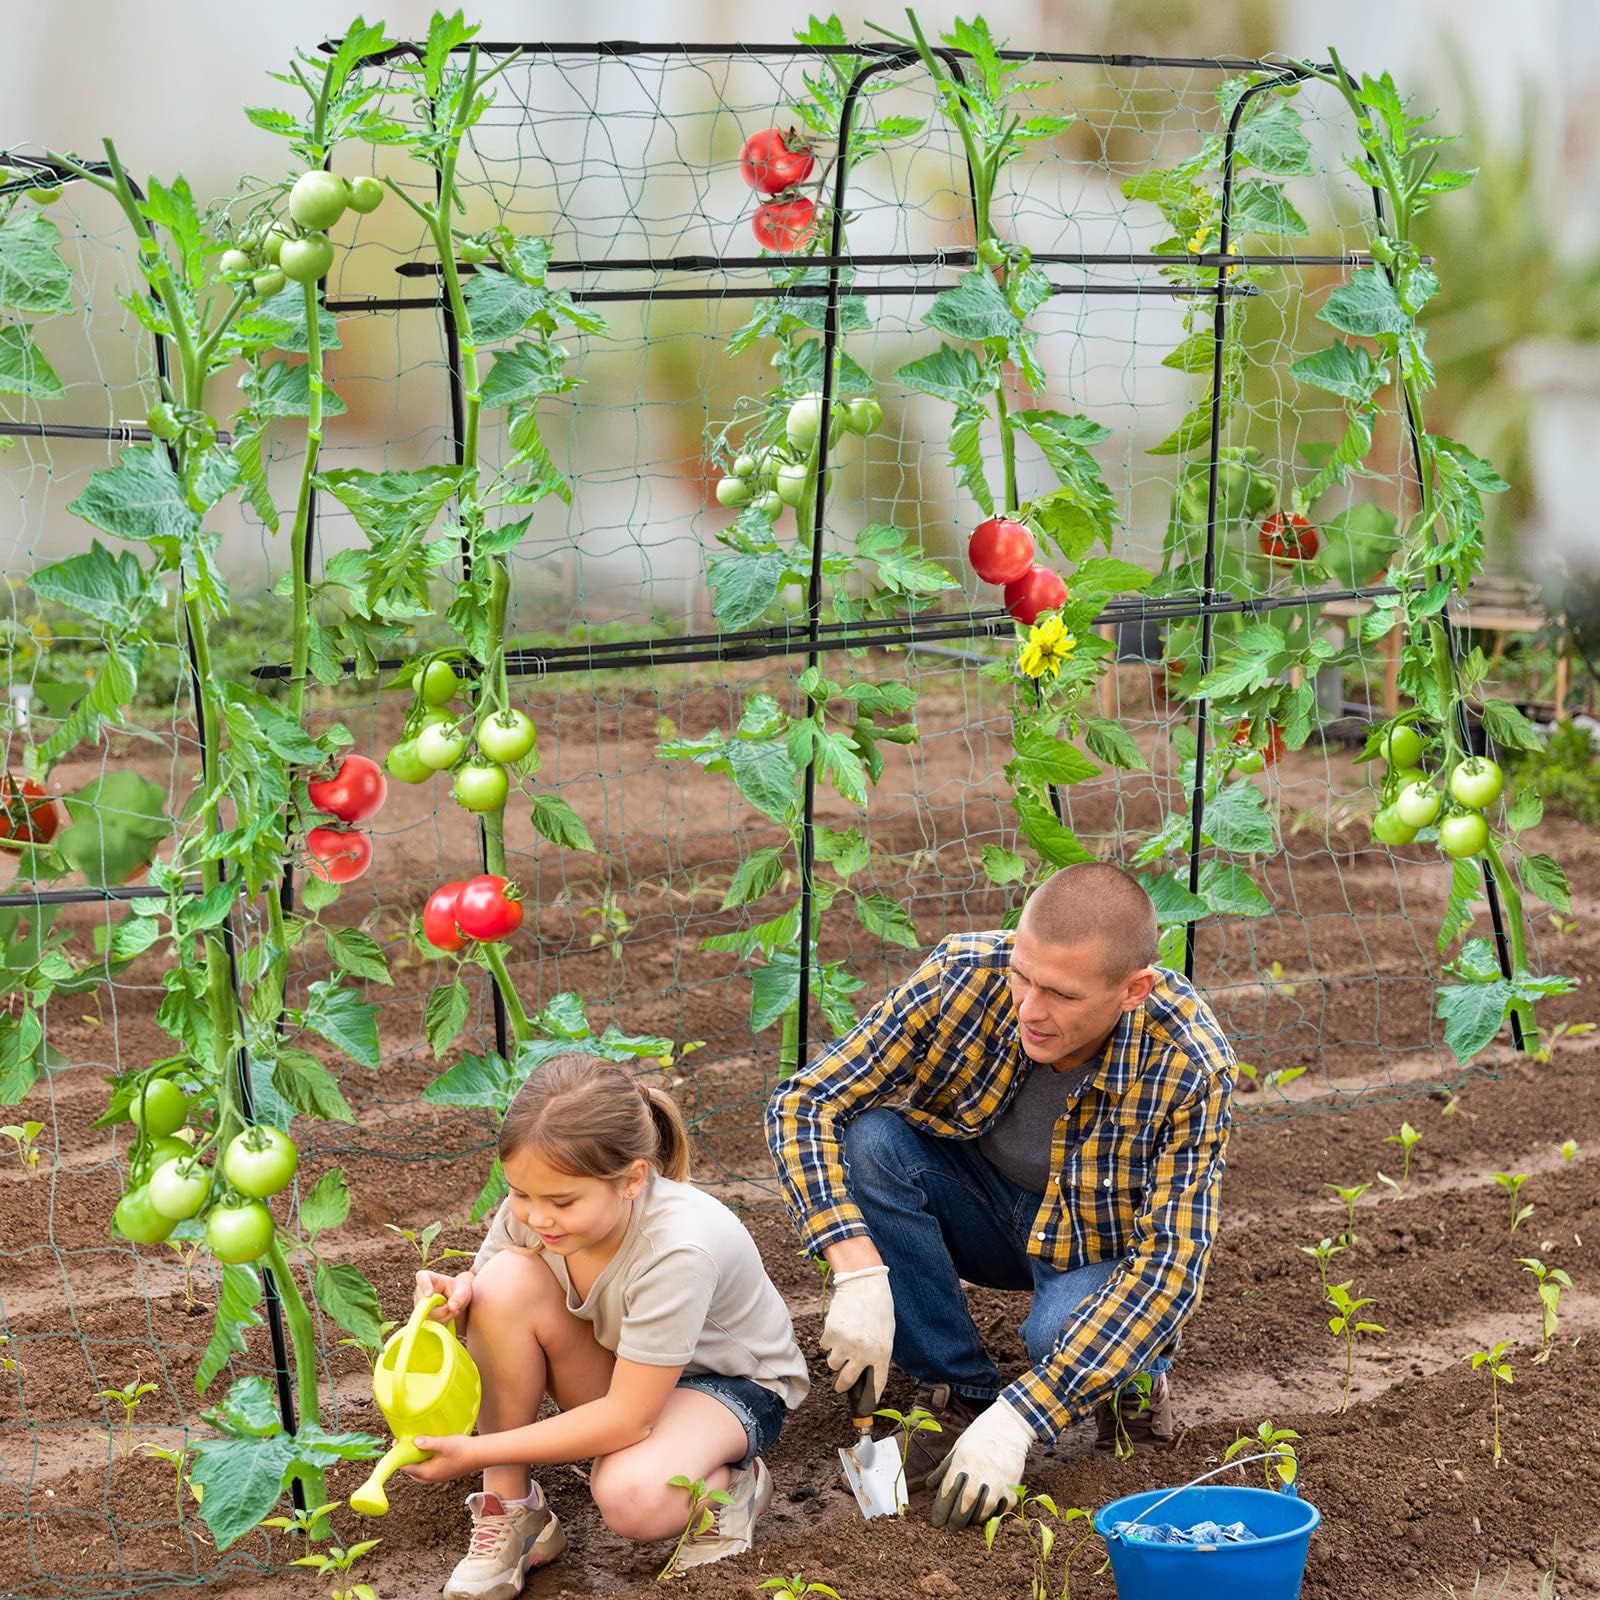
[837,1372,905,1519]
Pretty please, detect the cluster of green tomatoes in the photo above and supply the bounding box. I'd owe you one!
[1371,723,1505,859]
[383,659,538,816]
[112,1077,299,1266]
[714,390,882,519]
[221,168,384,298]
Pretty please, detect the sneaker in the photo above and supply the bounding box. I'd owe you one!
[672,1457,773,1570]
[892,1383,984,1488]
[443,1486,566,1600]
[1094,1372,1175,1453]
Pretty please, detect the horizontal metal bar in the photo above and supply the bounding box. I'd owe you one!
[0,881,202,911]
[0,421,233,446]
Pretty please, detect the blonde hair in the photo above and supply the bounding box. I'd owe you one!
[499,1053,691,1183]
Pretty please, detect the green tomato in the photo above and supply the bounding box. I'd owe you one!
[477,710,536,764]
[114,1186,177,1245]
[1388,766,1426,791]
[786,393,825,455]
[218,248,253,276]
[416,722,467,771]
[288,170,350,231]
[1448,757,1504,811]
[346,175,384,215]
[1380,724,1425,768]
[259,224,292,265]
[146,403,181,441]
[1394,781,1443,830]
[1438,811,1490,859]
[206,1200,275,1265]
[716,476,753,509]
[222,1125,299,1199]
[775,462,810,506]
[129,1078,188,1138]
[1371,806,1419,847]
[1233,749,1265,775]
[419,659,461,706]
[453,761,510,813]
[280,234,334,284]
[148,1157,211,1222]
[385,739,433,785]
[842,397,883,436]
[733,453,757,479]
[754,490,783,520]
[253,267,286,298]
[145,1134,194,1170]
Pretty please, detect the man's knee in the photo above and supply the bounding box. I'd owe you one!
[842,1108,921,1187]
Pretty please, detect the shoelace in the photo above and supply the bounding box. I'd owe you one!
[467,1515,514,1558]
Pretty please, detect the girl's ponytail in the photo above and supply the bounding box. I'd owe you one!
[499,1053,692,1183]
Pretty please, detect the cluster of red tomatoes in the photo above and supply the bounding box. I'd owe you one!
[304,753,387,883]
[739,126,819,253]
[1258,511,1319,563]
[112,1076,300,1266]
[0,774,62,847]
[422,875,524,948]
[967,517,1067,624]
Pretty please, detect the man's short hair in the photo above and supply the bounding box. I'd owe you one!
[1018,863,1159,980]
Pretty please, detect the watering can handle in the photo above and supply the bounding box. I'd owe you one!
[1109,1450,1296,1542]
[396,1292,455,1375]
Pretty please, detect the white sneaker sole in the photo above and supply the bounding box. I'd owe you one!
[443,1514,566,1600]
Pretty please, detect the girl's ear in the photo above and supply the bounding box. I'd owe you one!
[623,1157,650,1199]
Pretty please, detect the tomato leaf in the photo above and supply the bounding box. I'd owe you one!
[708,548,789,632]
[300,981,380,1069]
[531,794,596,853]
[270,1047,355,1125]
[1291,340,1388,404]
[854,891,919,949]
[422,1048,519,1110]
[894,342,991,407]
[67,447,196,546]
[1230,177,1308,237]
[1083,718,1148,771]
[1234,101,1312,176]
[188,1431,300,1550]
[1140,871,1212,926]
[299,1168,351,1240]
[1195,860,1272,916]
[0,209,74,314]
[923,270,1016,342]
[1436,976,1514,1063]
[750,951,803,1033]
[323,926,392,986]
[0,1008,45,1106]
[1014,794,1095,867]
[0,325,61,397]
[195,1264,262,1395]
[1318,270,1410,340]
[1518,852,1570,914]
[722,846,787,909]
[55,771,170,887]
[312,1260,383,1345]
[424,979,471,1059]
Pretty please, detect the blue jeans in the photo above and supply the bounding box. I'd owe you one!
[677,1373,787,1467]
[842,1108,1173,1403]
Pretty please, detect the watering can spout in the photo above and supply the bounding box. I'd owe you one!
[351,1293,482,1518]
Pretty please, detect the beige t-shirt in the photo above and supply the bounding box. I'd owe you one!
[473,1172,810,1410]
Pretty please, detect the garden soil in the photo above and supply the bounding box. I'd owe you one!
[3,667,1598,1600]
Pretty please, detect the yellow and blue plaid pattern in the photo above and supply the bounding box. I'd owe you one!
[765,930,1235,1441]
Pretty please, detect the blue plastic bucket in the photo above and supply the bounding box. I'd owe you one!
[1094,1485,1320,1600]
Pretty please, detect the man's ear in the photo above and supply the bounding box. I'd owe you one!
[1122,967,1158,1010]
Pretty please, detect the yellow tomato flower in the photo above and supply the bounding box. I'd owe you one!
[1017,614,1076,680]
[1187,224,1212,255]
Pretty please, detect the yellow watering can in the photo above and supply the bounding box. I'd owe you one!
[349,1294,481,1516]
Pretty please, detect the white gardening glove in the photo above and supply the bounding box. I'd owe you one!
[819,1263,895,1408]
[926,1398,1034,1530]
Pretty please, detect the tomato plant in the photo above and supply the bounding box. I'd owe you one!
[305,826,372,884]
[752,197,818,253]
[454,875,523,942]
[222,1126,299,1198]
[306,754,387,823]
[738,126,816,193]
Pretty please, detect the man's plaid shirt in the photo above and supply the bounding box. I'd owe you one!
[766,930,1235,1443]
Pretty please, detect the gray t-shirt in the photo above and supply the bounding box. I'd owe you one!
[979,1062,1097,1194]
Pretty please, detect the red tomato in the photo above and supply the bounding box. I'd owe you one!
[454,874,523,942]
[305,826,372,883]
[1258,512,1320,561]
[1232,719,1286,767]
[968,518,1035,585]
[423,881,468,952]
[738,127,816,194]
[1003,565,1068,625]
[752,198,817,253]
[307,754,387,824]
[0,775,61,846]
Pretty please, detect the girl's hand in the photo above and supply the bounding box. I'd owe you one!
[415,1268,474,1321]
[402,1433,481,1484]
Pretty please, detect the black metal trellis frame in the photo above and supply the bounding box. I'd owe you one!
[1,41,1526,1451]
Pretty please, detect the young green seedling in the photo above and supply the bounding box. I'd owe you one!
[337,1320,399,1373]
[1556,1138,1579,1164]
[874,1405,942,1511]
[1491,1171,1534,1236]
[658,1475,735,1580]
[137,1440,206,1536]
[163,1230,207,1307]
[1517,1258,1573,1365]
[1223,1421,1299,1491]
[96,1376,159,1457]
[261,1498,343,1539]
[1299,1236,1347,1299]
[984,1487,1099,1600]
[1377,1122,1421,1198]
[1532,1021,1595,1064]
[582,890,632,962]
[1325,1281,1385,1413]
[760,1577,842,1600]
[1326,1181,1372,1245]
[384,1220,474,1271]
[1466,1339,1515,1467]
[1,1121,44,1176]
[291,1528,383,1600]
[1105,1372,1152,1461]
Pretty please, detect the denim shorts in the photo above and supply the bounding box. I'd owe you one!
[676,1373,787,1467]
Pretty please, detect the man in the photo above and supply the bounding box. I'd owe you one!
[765,861,1235,1531]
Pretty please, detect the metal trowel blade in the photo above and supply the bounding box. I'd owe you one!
[838,1431,906,1519]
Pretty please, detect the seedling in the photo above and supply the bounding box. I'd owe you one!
[1325,1281,1385,1413]
[1555,1138,1579,1164]
[1517,1258,1573,1364]
[163,1228,207,1306]
[582,890,632,962]
[136,1440,206,1536]
[382,1221,472,1271]
[760,1578,842,1600]
[1263,960,1298,998]
[96,1376,159,1457]
[1491,1172,1534,1236]
[1223,1420,1299,1491]
[292,1527,382,1600]
[337,1320,399,1374]
[1299,1236,1348,1299]
[984,1487,1100,1600]
[1466,1339,1515,1467]
[1,1121,44,1176]
[1233,1063,1306,1097]
[0,1335,24,1376]
[1532,1021,1595,1064]
[874,1405,942,1510]
[1326,1181,1372,1245]
[1105,1372,1152,1461]
[1377,1122,1422,1198]
[658,1475,734,1581]
[261,1498,342,1539]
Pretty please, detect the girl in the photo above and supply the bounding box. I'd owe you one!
[407,1053,809,1600]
